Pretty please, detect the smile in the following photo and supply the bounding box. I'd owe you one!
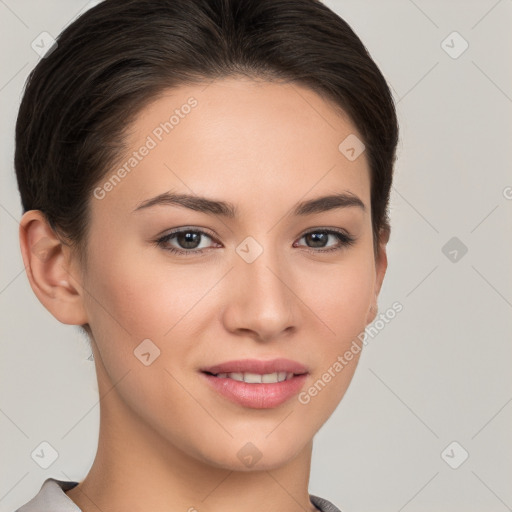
[200,358,309,409]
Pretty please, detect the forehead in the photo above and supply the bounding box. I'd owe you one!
[92,77,370,221]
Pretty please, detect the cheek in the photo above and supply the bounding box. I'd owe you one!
[296,266,372,426]
[85,241,215,341]
[82,246,209,432]
[295,251,374,413]
[300,253,375,341]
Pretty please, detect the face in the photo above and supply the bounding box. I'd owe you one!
[67,77,386,470]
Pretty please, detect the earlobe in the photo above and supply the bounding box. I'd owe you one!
[19,210,88,325]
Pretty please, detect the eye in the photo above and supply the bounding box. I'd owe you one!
[155,228,219,256]
[155,227,356,257]
[294,229,356,253]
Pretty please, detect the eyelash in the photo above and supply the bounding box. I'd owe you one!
[154,227,356,256]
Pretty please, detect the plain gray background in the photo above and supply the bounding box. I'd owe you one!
[1,1,511,511]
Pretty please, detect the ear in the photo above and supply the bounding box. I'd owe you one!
[366,226,390,324]
[19,210,88,325]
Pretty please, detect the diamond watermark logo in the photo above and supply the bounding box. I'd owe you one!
[442,236,468,263]
[31,441,59,469]
[236,236,264,263]
[441,31,469,59]
[31,32,58,58]
[134,338,161,366]
[441,441,469,469]
[338,134,365,161]
[237,442,263,467]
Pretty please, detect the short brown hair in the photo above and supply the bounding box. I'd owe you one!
[15,0,399,263]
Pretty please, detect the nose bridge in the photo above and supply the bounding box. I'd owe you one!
[226,234,297,337]
[236,234,289,301]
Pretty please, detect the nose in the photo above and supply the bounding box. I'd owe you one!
[221,244,300,342]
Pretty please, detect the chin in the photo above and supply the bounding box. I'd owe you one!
[193,432,311,472]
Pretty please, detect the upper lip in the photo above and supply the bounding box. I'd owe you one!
[201,358,309,375]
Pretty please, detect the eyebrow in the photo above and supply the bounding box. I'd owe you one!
[132,191,366,217]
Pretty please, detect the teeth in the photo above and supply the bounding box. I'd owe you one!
[244,372,262,383]
[214,371,294,383]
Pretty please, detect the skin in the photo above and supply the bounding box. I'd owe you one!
[19,77,388,512]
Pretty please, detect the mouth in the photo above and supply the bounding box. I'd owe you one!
[200,358,309,409]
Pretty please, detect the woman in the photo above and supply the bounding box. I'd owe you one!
[14,0,399,510]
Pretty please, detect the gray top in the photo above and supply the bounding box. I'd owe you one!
[15,478,342,512]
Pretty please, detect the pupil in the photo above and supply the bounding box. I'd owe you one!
[178,232,200,249]
[307,232,327,247]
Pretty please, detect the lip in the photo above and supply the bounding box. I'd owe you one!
[201,358,309,375]
[200,358,309,409]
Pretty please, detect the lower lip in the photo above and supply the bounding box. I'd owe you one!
[201,372,308,409]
